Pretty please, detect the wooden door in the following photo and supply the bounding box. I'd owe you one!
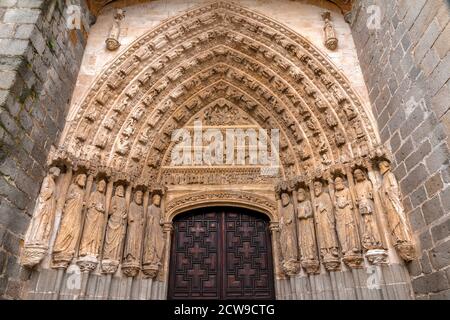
[168,207,275,300]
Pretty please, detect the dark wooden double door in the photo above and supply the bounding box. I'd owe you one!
[168,207,275,300]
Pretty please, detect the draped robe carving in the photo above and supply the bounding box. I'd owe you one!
[102,185,127,273]
[52,174,86,267]
[142,194,164,278]
[353,169,382,250]
[279,192,299,275]
[379,161,415,261]
[79,180,106,259]
[313,181,340,270]
[21,167,60,267]
[296,188,319,274]
[122,190,144,276]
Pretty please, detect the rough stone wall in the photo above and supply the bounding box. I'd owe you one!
[0,0,91,299]
[350,0,450,299]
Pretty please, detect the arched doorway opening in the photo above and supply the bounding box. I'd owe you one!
[168,207,275,300]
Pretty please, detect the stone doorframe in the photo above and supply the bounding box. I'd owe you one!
[162,189,280,300]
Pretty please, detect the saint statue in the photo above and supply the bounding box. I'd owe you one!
[313,180,340,270]
[21,167,60,267]
[79,180,106,259]
[102,185,127,273]
[142,194,165,278]
[279,192,299,275]
[379,161,415,261]
[53,174,86,267]
[353,169,382,250]
[296,187,319,274]
[334,177,362,267]
[122,190,145,276]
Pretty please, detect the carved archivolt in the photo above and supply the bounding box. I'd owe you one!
[166,191,277,221]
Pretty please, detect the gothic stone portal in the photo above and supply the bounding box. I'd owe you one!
[168,207,275,300]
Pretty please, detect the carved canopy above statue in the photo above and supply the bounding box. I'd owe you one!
[60,1,379,184]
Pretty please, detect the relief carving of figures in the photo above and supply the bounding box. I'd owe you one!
[379,161,416,261]
[102,185,128,273]
[142,194,165,278]
[296,188,319,274]
[52,174,87,268]
[78,180,106,260]
[322,11,338,50]
[353,169,383,250]
[279,192,299,275]
[334,177,363,268]
[106,9,125,51]
[21,167,60,267]
[313,180,340,271]
[122,190,145,276]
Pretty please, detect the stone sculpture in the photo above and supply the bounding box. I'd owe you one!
[21,167,60,267]
[52,174,87,268]
[379,161,415,261]
[122,190,144,276]
[102,185,128,273]
[296,187,319,274]
[313,180,340,271]
[142,194,165,278]
[279,192,299,275]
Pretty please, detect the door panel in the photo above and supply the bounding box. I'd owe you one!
[168,207,275,300]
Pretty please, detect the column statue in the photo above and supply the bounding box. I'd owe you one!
[122,190,144,276]
[79,180,106,257]
[279,192,299,275]
[353,169,383,250]
[52,174,86,268]
[313,180,340,271]
[334,176,362,268]
[296,187,319,274]
[142,194,165,278]
[102,185,127,273]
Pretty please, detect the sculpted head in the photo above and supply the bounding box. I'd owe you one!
[115,185,125,197]
[378,160,391,175]
[354,169,365,182]
[281,192,290,206]
[97,180,106,193]
[134,190,143,205]
[297,188,307,202]
[334,176,345,191]
[313,181,324,197]
[76,174,87,187]
[152,193,161,207]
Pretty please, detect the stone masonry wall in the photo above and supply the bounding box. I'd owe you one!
[350,0,450,299]
[0,0,91,299]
